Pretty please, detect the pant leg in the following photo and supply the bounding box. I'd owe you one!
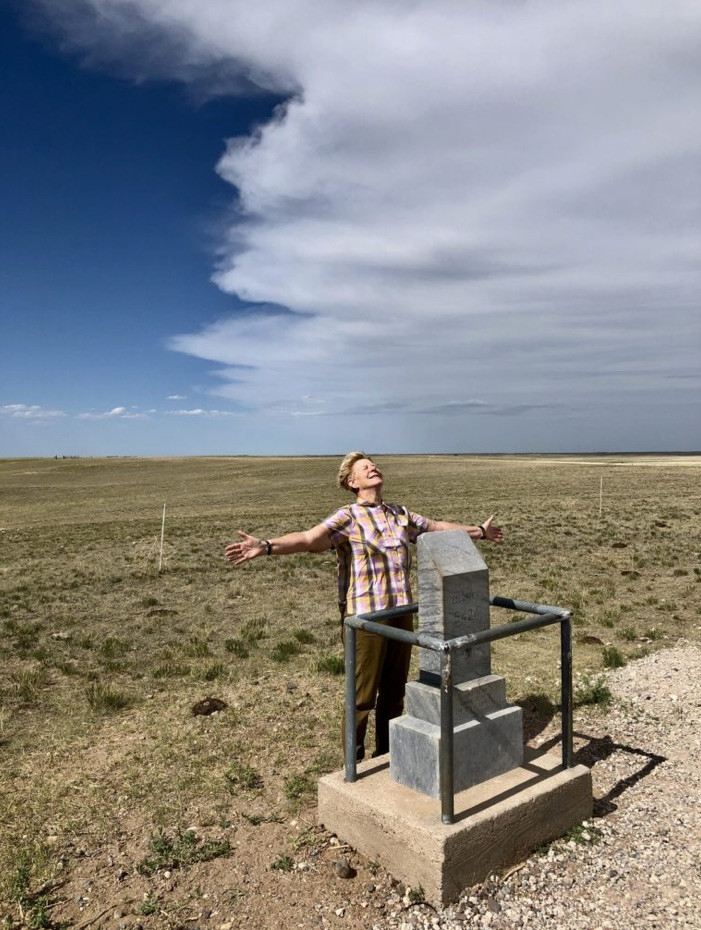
[374,614,413,756]
[342,624,387,761]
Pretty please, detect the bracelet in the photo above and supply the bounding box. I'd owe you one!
[262,539,273,556]
[478,524,487,539]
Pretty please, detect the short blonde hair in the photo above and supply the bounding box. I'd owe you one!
[337,450,370,493]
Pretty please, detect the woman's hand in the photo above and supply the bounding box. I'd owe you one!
[224,531,267,565]
[481,515,504,543]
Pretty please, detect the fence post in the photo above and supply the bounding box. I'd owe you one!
[560,615,573,768]
[440,647,455,824]
[344,621,357,782]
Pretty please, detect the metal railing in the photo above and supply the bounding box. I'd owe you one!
[343,595,573,824]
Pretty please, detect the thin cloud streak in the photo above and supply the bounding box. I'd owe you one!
[77,406,149,420]
[1,404,66,420]
[166,408,241,417]
[26,0,701,449]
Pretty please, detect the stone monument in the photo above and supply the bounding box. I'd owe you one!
[318,530,593,905]
[390,531,523,797]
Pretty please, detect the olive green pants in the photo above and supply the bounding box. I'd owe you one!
[343,614,414,761]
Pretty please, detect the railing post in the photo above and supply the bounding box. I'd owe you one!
[439,647,454,824]
[560,614,573,768]
[344,621,357,782]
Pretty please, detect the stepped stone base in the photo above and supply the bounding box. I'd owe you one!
[390,674,524,797]
[318,750,592,906]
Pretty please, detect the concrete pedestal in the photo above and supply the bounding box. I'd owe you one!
[318,750,592,906]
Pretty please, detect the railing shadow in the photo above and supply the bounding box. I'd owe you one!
[532,729,667,816]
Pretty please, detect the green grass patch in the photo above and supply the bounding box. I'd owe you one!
[224,638,250,658]
[225,760,263,792]
[283,772,315,801]
[136,828,231,876]
[270,854,294,872]
[271,640,302,663]
[315,655,344,675]
[602,646,627,669]
[85,682,131,713]
[573,674,612,710]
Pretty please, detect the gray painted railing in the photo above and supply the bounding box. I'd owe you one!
[343,596,573,824]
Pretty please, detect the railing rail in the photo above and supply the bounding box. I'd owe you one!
[343,595,573,824]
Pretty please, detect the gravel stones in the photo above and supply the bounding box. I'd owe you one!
[377,644,701,930]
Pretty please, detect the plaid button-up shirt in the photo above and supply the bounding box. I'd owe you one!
[323,501,430,617]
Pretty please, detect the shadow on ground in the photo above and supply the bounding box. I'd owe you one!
[533,728,667,816]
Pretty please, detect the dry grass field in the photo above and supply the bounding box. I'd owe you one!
[1,454,699,927]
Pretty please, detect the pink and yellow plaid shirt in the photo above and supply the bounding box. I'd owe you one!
[323,501,430,617]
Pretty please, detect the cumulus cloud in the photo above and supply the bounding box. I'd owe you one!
[29,0,701,441]
[1,404,66,420]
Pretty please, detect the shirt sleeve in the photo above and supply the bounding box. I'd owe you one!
[322,507,353,547]
[407,509,430,542]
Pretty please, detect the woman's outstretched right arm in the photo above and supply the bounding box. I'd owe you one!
[224,523,333,565]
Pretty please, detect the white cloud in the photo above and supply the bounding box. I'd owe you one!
[166,408,240,417]
[30,0,701,444]
[1,404,66,420]
[77,406,149,420]
[166,394,187,400]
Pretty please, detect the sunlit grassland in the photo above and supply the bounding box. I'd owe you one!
[1,454,700,905]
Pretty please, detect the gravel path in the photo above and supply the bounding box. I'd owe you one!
[377,643,701,930]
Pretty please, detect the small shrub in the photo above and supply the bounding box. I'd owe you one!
[315,655,345,675]
[574,675,611,710]
[270,854,294,872]
[644,627,664,641]
[137,829,231,876]
[140,596,160,608]
[408,885,426,904]
[271,640,301,663]
[224,638,249,658]
[602,646,627,669]
[242,618,268,643]
[184,636,211,657]
[201,663,226,681]
[599,609,618,628]
[136,892,161,916]
[11,668,49,704]
[566,822,603,845]
[293,629,315,645]
[86,682,131,713]
[225,761,263,792]
[620,626,637,641]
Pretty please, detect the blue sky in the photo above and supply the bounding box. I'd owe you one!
[2,1,700,456]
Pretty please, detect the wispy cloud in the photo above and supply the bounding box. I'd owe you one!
[28,0,701,447]
[77,406,149,420]
[1,404,66,420]
[166,408,240,417]
[166,394,187,400]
